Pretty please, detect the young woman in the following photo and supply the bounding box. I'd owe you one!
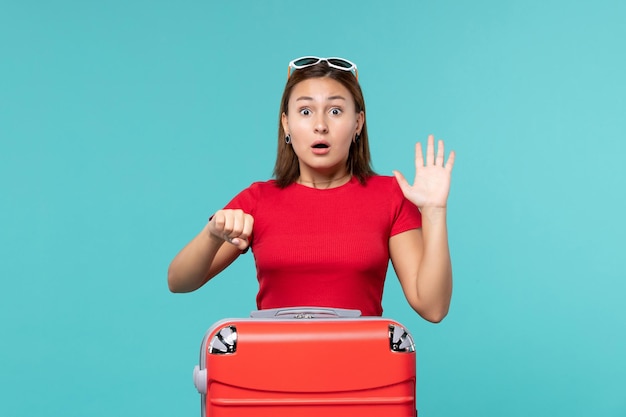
[168,57,455,321]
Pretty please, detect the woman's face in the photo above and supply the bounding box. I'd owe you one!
[282,77,364,180]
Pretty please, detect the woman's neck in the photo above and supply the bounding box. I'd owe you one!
[297,171,352,189]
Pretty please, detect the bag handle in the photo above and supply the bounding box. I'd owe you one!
[250,306,362,319]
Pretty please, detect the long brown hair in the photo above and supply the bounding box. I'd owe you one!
[273,61,375,187]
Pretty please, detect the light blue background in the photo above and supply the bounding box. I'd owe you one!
[1,1,625,416]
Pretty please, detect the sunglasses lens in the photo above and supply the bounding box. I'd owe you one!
[327,58,353,69]
[293,57,321,67]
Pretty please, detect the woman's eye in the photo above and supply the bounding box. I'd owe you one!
[299,108,311,116]
[330,108,342,115]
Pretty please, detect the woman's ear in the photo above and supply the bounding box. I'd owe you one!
[356,111,364,134]
[281,112,289,134]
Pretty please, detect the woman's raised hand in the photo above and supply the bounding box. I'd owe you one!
[393,135,455,210]
[207,209,254,251]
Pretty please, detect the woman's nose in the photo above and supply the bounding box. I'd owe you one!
[314,116,328,134]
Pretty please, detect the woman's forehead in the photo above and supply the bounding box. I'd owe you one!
[289,77,354,103]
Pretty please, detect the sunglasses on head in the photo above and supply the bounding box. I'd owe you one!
[287,56,359,80]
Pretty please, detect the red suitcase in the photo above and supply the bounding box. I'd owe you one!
[193,307,417,417]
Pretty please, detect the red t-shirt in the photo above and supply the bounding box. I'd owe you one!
[224,175,422,316]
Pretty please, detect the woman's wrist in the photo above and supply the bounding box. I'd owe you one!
[203,223,227,246]
[419,206,447,226]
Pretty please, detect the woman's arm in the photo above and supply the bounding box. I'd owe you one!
[391,135,455,322]
[389,210,452,322]
[167,209,253,292]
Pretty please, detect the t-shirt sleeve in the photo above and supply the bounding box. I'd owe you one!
[390,179,422,236]
[222,183,261,245]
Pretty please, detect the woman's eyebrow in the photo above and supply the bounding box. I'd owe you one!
[295,95,347,102]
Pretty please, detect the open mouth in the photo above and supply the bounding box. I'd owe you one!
[312,143,329,149]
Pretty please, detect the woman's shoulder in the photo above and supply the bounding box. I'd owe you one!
[225,179,279,209]
[364,174,395,184]
[247,179,279,189]
[362,174,401,191]
[360,175,407,202]
[236,179,282,198]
